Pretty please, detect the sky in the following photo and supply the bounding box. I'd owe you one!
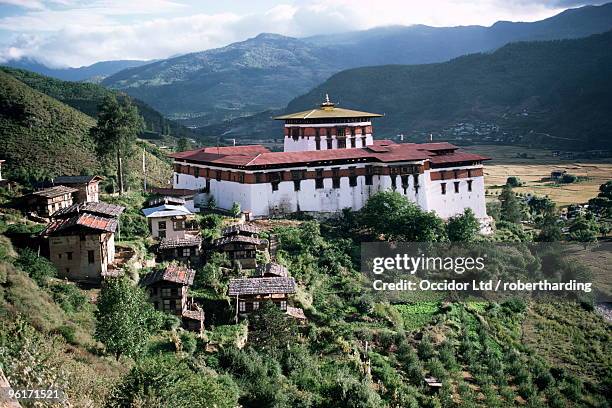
[0,0,603,67]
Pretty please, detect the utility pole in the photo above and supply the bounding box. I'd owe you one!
[117,149,124,195]
[142,147,147,192]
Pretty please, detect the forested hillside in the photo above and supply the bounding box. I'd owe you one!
[0,71,99,180]
[0,67,199,141]
[284,31,612,150]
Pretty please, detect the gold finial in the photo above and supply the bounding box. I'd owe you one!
[321,93,335,110]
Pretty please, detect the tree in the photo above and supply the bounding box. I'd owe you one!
[360,191,447,241]
[95,277,160,360]
[15,248,57,286]
[447,208,480,242]
[568,215,599,248]
[506,176,522,187]
[176,137,189,152]
[537,214,563,242]
[561,173,578,184]
[249,302,297,357]
[230,201,241,218]
[91,95,143,194]
[588,180,612,218]
[528,196,556,216]
[499,186,523,224]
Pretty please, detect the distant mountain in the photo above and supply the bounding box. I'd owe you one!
[0,66,201,141]
[4,58,151,82]
[103,3,612,128]
[284,31,612,150]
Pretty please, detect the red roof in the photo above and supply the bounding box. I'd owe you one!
[42,213,118,235]
[172,141,488,168]
[140,263,196,286]
[170,145,270,160]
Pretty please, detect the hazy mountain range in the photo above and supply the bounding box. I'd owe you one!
[4,58,151,83]
[97,2,612,127]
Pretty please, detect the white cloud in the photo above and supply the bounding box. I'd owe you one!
[0,0,573,67]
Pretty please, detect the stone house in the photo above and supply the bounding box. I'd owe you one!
[42,213,119,283]
[28,186,78,217]
[53,175,103,203]
[140,264,204,333]
[157,235,203,265]
[228,276,296,316]
[214,223,267,268]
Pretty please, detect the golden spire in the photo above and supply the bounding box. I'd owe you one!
[321,93,335,110]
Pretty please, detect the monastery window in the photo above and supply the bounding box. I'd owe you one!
[349,176,358,187]
[401,175,409,189]
[337,127,345,137]
[350,138,356,148]
[454,181,460,193]
[391,175,397,190]
[294,180,301,191]
[315,178,324,189]
[362,126,367,135]
[413,174,419,186]
[441,183,447,195]
[175,173,179,184]
[467,180,473,192]
[332,178,341,189]
[315,139,321,150]
[350,127,355,136]
[205,179,210,193]
[88,250,95,264]
[315,128,320,138]
[255,173,265,183]
[271,181,280,191]
[291,127,299,140]
[195,167,200,178]
[338,138,346,149]
[215,170,221,181]
[66,252,72,260]
[239,301,246,312]
[237,173,244,183]
[365,174,373,185]
[361,137,366,146]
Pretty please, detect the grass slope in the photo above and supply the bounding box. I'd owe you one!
[0,66,200,142]
[0,71,99,180]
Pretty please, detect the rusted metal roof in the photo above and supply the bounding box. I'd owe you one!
[140,263,196,286]
[222,223,261,236]
[158,235,202,250]
[228,277,296,296]
[42,213,118,235]
[53,201,125,219]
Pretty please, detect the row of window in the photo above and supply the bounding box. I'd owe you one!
[290,126,369,140]
[315,136,366,150]
[440,180,473,195]
[150,287,180,297]
[153,299,180,312]
[282,174,422,192]
[238,300,287,312]
[58,250,95,264]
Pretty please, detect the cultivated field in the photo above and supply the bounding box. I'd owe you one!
[464,145,612,206]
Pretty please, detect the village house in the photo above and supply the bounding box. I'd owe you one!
[53,175,103,203]
[228,276,296,317]
[42,213,119,283]
[140,264,204,333]
[214,223,267,268]
[171,95,491,231]
[157,235,203,265]
[148,187,199,212]
[142,202,197,240]
[52,201,125,220]
[27,185,78,217]
[550,170,567,181]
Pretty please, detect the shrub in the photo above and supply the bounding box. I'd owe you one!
[54,324,77,344]
[180,332,197,355]
[506,176,523,187]
[15,248,57,286]
[49,282,88,313]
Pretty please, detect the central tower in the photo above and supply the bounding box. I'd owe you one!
[275,94,383,152]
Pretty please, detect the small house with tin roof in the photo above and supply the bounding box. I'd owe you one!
[28,185,78,217]
[140,263,204,333]
[53,175,103,203]
[42,213,119,283]
[142,203,197,240]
